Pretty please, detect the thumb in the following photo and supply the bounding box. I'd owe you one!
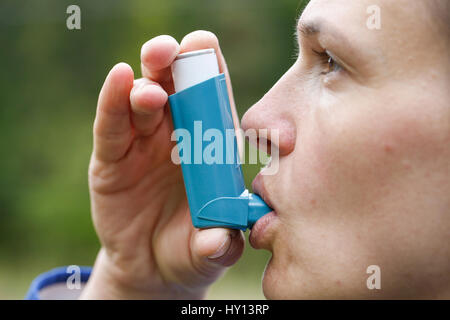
[190,228,245,271]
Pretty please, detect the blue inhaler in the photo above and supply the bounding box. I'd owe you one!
[168,49,272,231]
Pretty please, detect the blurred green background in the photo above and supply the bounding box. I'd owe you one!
[0,0,307,299]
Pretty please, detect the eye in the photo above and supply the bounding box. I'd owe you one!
[312,49,342,75]
[325,55,340,74]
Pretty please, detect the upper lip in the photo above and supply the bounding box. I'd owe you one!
[251,173,275,211]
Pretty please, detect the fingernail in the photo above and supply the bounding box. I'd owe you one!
[208,234,231,259]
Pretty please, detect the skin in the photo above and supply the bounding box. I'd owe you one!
[243,0,450,299]
[81,32,245,299]
[82,0,449,299]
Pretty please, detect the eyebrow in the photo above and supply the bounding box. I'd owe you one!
[296,18,360,53]
[295,18,354,48]
[295,18,361,74]
[296,20,321,39]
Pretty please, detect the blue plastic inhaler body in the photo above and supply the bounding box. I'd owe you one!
[168,49,272,231]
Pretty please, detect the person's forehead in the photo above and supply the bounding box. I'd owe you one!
[298,0,443,77]
[298,0,368,33]
[297,0,374,45]
[298,0,431,43]
[299,0,424,23]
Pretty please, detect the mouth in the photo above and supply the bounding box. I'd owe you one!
[251,173,275,210]
[249,173,278,250]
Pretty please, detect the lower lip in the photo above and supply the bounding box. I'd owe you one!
[249,211,277,249]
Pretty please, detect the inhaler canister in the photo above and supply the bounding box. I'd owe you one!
[168,48,272,230]
[171,48,220,92]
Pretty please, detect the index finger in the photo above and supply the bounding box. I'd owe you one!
[179,30,242,157]
[140,35,180,89]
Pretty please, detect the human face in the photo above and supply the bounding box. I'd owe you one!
[242,0,450,299]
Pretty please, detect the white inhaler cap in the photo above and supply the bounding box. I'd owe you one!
[171,48,220,93]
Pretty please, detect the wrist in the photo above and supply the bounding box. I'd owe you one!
[80,248,206,300]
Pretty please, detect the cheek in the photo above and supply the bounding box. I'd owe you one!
[262,96,448,298]
[260,69,449,297]
[301,92,447,212]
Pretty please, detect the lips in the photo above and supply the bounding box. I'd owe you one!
[249,173,278,250]
[249,211,277,249]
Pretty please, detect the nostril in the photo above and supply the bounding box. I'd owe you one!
[256,137,272,155]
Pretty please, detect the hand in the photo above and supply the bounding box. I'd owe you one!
[80,31,245,299]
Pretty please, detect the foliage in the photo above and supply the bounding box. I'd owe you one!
[0,0,308,298]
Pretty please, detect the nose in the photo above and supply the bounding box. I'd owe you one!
[241,70,297,157]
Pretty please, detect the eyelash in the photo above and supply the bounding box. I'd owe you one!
[312,49,342,75]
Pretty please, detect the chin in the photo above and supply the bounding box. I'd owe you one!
[261,256,322,300]
[261,258,280,299]
[261,257,300,300]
